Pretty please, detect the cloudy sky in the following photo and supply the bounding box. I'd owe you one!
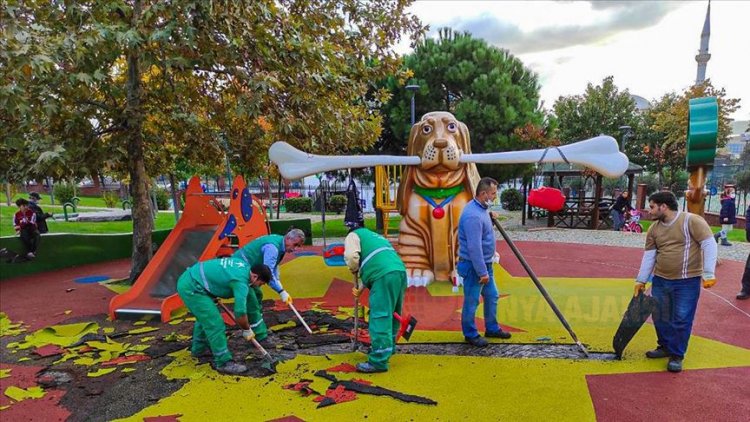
[397,0,749,122]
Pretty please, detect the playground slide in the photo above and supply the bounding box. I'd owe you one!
[109,175,268,322]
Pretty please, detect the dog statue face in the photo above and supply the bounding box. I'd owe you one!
[397,111,481,286]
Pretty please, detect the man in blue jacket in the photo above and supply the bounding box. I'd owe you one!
[457,177,511,347]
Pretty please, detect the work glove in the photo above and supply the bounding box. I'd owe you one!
[633,282,647,297]
[352,287,364,298]
[242,328,255,341]
[279,290,293,305]
[702,273,717,289]
[491,251,500,264]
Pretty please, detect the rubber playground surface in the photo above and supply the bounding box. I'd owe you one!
[1,241,748,421]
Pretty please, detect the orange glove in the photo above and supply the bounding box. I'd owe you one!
[633,282,646,297]
[702,278,717,289]
[352,287,364,298]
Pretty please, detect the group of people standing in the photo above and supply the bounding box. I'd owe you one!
[176,178,745,376]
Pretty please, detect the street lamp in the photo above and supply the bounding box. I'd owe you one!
[618,125,633,153]
[406,84,420,125]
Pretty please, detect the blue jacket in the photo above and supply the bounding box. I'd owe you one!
[719,195,737,224]
[457,199,496,277]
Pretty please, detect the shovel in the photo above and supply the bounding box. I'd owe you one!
[215,300,273,361]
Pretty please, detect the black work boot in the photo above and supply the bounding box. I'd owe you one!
[465,336,489,347]
[667,357,683,373]
[645,346,669,359]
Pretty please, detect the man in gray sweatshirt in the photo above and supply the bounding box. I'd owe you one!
[457,177,512,347]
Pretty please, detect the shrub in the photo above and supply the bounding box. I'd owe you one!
[637,173,660,196]
[53,183,76,205]
[102,190,119,208]
[285,197,313,213]
[328,194,347,213]
[500,188,524,211]
[154,188,170,210]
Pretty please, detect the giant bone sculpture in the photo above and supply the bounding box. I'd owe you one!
[270,111,629,286]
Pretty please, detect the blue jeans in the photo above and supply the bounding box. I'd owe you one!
[611,210,624,231]
[651,275,701,359]
[458,260,501,339]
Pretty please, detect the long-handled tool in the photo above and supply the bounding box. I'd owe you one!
[352,272,361,351]
[490,217,589,357]
[393,312,418,342]
[288,303,313,334]
[215,300,272,361]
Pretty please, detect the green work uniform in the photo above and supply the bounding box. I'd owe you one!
[353,228,407,370]
[176,257,266,367]
[233,234,286,294]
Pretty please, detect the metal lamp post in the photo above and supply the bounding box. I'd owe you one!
[618,125,633,153]
[406,84,420,125]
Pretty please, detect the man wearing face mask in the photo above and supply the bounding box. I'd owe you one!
[714,186,736,246]
[457,177,510,347]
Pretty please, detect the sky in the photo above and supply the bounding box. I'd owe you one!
[396,0,749,122]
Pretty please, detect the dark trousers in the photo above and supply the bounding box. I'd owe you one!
[652,276,701,359]
[742,254,750,294]
[19,227,40,254]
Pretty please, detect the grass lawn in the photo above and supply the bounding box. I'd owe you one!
[311,215,402,238]
[640,219,746,243]
[9,193,114,208]
[0,205,178,236]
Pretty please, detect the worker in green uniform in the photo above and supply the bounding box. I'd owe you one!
[233,229,306,307]
[177,257,273,375]
[344,227,407,373]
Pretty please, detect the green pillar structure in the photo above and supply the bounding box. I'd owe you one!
[685,97,718,217]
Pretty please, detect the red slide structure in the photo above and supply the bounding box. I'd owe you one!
[109,175,268,322]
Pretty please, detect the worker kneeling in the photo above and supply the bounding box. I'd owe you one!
[177,257,273,375]
[344,227,407,373]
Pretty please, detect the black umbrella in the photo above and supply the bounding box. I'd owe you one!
[344,174,364,230]
[613,293,657,359]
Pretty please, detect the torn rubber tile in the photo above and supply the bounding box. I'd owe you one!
[315,385,357,408]
[283,380,319,397]
[266,416,306,422]
[87,368,117,377]
[33,344,66,357]
[4,385,46,401]
[325,363,357,373]
[313,370,437,406]
[143,415,183,422]
[351,378,372,386]
[101,354,150,366]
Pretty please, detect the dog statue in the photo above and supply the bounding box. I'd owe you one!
[397,112,480,286]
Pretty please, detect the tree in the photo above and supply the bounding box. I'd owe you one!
[377,28,543,182]
[2,1,424,279]
[553,76,640,145]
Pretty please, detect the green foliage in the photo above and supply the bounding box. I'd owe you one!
[2,0,425,276]
[553,76,639,144]
[734,170,750,195]
[328,195,347,214]
[153,188,170,211]
[637,173,660,196]
[53,183,76,205]
[285,197,313,213]
[378,29,543,182]
[500,188,524,211]
[663,169,688,197]
[101,190,119,208]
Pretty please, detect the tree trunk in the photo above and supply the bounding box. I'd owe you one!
[169,173,181,222]
[125,0,153,282]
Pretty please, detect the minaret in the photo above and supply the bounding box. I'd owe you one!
[694,0,711,85]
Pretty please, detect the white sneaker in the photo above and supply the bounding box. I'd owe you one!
[26,252,36,259]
